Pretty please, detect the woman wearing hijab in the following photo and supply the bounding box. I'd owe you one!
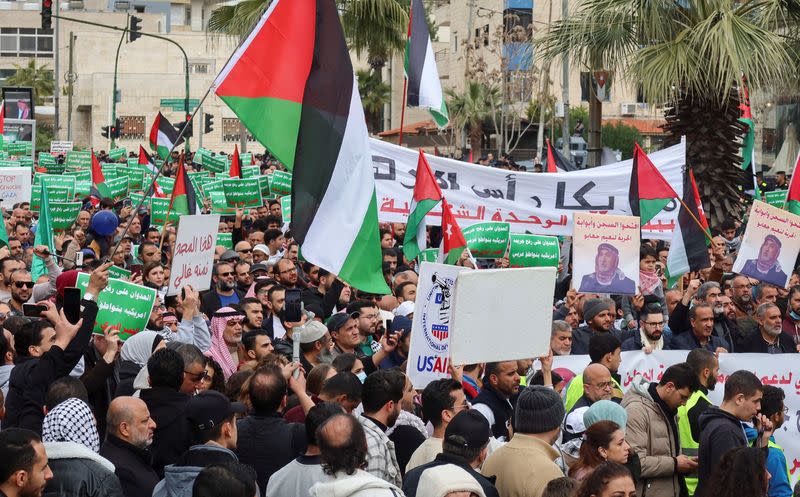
[115,331,166,397]
[204,307,245,380]
[42,397,124,497]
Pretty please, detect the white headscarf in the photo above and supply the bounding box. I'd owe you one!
[120,330,164,366]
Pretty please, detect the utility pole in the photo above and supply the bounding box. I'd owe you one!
[66,32,75,141]
[239,121,247,153]
[53,0,60,137]
[110,14,129,149]
[561,0,570,160]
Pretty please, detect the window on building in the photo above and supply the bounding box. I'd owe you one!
[189,60,213,74]
[0,28,54,58]
[120,115,146,140]
[222,118,254,143]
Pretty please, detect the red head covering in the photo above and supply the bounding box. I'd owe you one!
[56,270,80,301]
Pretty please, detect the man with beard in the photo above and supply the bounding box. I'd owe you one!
[201,262,245,316]
[738,303,798,353]
[669,281,738,351]
[100,397,159,497]
[298,321,334,372]
[781,285,800,344]
[234,261,252,293]
[622,305,669,351]
[472,361,521,441]
[579,243,636,294]
[570,298,621,355]
[150,288,211,350]
[0,428,53,497]
[741,235,788,287]
[677,349,718,496]
[239,298,265,332]
[300,268,343,319]
[549,320,573,355]
[6,270,33,316]
[357,369,405,486]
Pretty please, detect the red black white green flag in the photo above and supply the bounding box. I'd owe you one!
[629,143,678,226]
[149,112,183,160]
[168,154,197,215]
[403,149,443,261]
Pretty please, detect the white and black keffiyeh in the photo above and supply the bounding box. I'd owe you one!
[42,397,100,453]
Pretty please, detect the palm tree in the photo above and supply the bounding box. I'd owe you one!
[6,60,54,105]
[536,0,799,224]
[357,69,391,133]
[208,0,407,74]
[446,82,500,160]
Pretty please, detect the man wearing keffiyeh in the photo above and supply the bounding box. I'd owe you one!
[204,307,245,380]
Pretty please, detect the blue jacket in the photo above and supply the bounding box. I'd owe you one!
[744,426,792,497]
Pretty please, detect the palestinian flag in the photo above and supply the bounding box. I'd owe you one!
[544,138,573,172]
[405,0,448,127]
[786,156,800,215]
[403,149,443,261]
[739,76,760,197]
[438,198,470,265]
[629,143,678,227]
[90,150,111,199]
[666,169,710,285]
[31,185,54,281]
[229,145,242,178]
[149,112,182,160]
[213,0,388,293]
[168,155,197,215]
[138,145,158,174]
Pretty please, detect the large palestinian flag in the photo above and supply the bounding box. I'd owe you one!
[786,156,800,215]
[405,0,448,127]
[149,112,183,160]
[403,149,443,261]
[90,149,111,199]
[629,144,678,227]
[213,0,388,293]
[168,155,197,215]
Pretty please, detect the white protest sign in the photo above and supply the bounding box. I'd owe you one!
[449,267,556,364]
[167,214,220,296]
[50,141,74,154]
[0,167,32,205]
[554,350,800,486]
[573,213,640,295]
[733,200,800,288]
[406,262,472,388]
[370,138,684,239]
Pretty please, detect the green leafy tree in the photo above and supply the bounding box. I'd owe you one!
[5,60,54,105]
[446,82,500,160]
[356,69,391,133]
[536,0,799,224]
[602,121,640,160]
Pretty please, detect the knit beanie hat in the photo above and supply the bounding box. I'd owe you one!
[583,399,628,432]
[583,298,611,323]
[514,385,565,434]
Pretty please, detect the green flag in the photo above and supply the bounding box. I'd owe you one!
[31,185,55,281]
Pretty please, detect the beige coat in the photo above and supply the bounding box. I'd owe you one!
[621,376,683,497]
[481,433,563,497]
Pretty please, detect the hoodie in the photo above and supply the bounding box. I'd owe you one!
[152,444,239,497]
[744,426,792,497]
[696,406,748,496]
[0,363,12,396]
[310,470,404,497]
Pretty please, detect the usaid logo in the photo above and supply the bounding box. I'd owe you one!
[421,272,455,353]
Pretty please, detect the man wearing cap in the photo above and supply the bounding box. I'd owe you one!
[570,297,619,355]
[403,410,499,497]
[741,234,789,287]
[481,386,565,497]
[328,311,362,359]
[249,262,269,280]
[298,321,334,372]
[201,261,246,316]
[580,243,637,294]
[153,390,247,497]
[253,243,270,264]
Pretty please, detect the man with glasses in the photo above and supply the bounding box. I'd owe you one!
[234,241,254,264]
[7,269,34,315]
[562,363,614,443]
[406,379,468,472]
[623,304,670,352]
[274,259,299,291]
[201,262,246,316]
[346,301,382,357]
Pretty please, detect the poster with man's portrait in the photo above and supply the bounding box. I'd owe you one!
[733,200,800,288]
[573,213,640,295]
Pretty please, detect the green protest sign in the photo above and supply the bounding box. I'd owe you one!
[508,234,560,268]
[241,166,260,178]
[764,189,787,208]
[130,192,145,208]
[107,265,132,280]
[7,141,32,156]
[203,154,228,173]
[38,154,65,174]
[75,273,156,341]
[38,174,77,191]
[239,153,253,165]
[223,178,262,207]
[64,169,92,182]
[193,148,211,165]
[280,195,291,223]
[100,165,119,180]
[106,176,129,202]
[66,151,92,170]
[19,157,33,168]
[216,232,233,249]
[210,191,237,214]
[158,176,175,195]
[0,160,21,168]
[50,202,82,232]
[126,157,140,168]
[150,197,180,225]
[461,222,510,258]
[74,180,91,197]
[201,179,224,197]
[270,170,292,195]
[187,170,210,180]
[118,166,145,190]
[31,185,74,211]
[419,248,439,263]
[108,148,127,160]
[258,175,271,197]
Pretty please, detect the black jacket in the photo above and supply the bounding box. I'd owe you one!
[696,406,747,496]
[42,441,124,497]
[140,387,191,476]
[114,360,142,397]
[403,452,499,497]
[620,333,673,351]
[668,331,729,352]
[236,411,307,495]
[472,384,512,441]
[571,325,631,355]
[99,434,159,497]
[4,299,98,433]
[737,330,798,354]
[200,288,245,317]
[81,344,117,438]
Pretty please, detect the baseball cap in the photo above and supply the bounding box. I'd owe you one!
[186,390,247,431]
[326,311,359,332]
[297,320,328,344]
[394,301,415,318]
[389,315,412,339]
[445,410,491,450]
[220,250,239,262]
[249,263,268,274]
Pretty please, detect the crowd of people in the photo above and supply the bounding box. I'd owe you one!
[0,148,798,497]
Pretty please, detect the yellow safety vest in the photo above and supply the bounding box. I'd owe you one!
[563,373,622,412]
[677,389,710,496]
[768,439,790,479]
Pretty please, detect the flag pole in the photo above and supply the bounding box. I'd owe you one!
[397,1,413,148]
[398,78,409,147]
[673,195,713,244]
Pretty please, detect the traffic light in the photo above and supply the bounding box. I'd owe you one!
[41,0,52,30]
[204,113,214,134]
[129,16,142,42]
[113,118,123,139]
[101,125,111,139]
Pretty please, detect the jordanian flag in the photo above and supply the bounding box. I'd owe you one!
[786,155,800,215]
[403,149,443,261]
[405,0,448,127]
[629,143,678,227]
[91,149,111,198]
[739,76,760,197]
[229,145,242,178]
[438,198,470,265]
[168,155,197,215]
[666,169,710,286]
[149,112,183,160]
[213,0,389,293]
